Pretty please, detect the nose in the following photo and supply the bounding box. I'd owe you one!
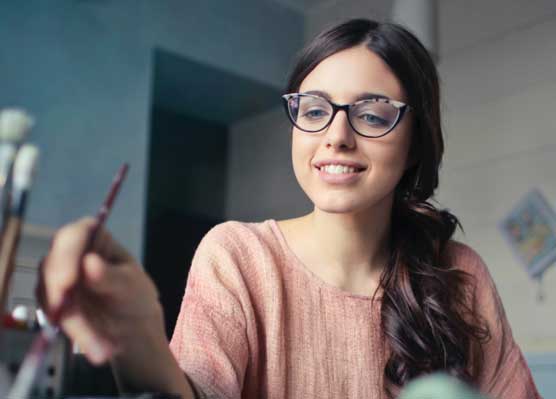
[325,108,356,150]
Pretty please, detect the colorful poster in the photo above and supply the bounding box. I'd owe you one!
[500,189,556,278]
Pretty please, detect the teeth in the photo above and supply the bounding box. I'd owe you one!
[320,164,358,174]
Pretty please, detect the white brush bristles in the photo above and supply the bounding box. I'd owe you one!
[0,145,17,184]
[0,108,34,143]
[13,144,39,191]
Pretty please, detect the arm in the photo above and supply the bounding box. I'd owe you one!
[465,248,542,399]
[41,218,196,398]
[109,322,196,398]
[168,224,250,399]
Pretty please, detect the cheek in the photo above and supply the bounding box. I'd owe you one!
[291,130,315,176]
[366,131,412,183]
[378,144,410,170]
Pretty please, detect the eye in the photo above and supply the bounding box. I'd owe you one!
[357,113,388,126]
[301,108,329,120]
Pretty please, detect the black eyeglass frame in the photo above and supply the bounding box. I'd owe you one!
[281,93,411,138]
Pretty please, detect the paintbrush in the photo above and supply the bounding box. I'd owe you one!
[7,162,129,399]
[0,144,39,316]
[0,109,34,238]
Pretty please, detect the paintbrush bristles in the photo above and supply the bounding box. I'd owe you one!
[13,145,39,191]
[0,146,17,186]
[0,109,34,143]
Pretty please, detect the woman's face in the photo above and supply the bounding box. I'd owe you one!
[291,44,413,216]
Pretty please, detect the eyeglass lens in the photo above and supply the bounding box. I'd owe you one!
[287,95,400,137]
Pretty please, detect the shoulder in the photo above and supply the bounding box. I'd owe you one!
[444,240,489,277]
[191,219,283,279]
[186,220,278,306]
[198,219,279,254]
[185,220,285,321]
[444,241,502,312]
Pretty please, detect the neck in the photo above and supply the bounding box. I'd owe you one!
[303,197,393,281]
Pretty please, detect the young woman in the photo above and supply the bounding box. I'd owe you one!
[41,19,541,399]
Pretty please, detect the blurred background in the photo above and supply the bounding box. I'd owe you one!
[1,0,555,396]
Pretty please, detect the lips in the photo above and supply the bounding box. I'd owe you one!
[312,159,367,184]
[313,159,367,172]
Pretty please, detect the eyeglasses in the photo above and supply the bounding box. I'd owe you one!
[282,93,410,138]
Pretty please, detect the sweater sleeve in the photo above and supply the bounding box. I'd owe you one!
[463,246,542,399]
[169,224,250,399]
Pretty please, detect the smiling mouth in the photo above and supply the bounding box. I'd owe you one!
[316,164,366,174]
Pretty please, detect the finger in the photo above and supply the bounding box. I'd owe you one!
[62,312,117,365]
[81,253,127,297]
[44,218,96,309]
[82,253,162,321]
[81,254,151,310]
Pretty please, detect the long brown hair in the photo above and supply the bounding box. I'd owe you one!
[285,19,490,396]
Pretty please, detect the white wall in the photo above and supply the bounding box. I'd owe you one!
[437,0,556,57]
[436,11,556,352]
[304,0,391,41]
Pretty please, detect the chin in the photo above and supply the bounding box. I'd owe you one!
[311,189,395,216]
[317,206,354,214]
[312,196,367,215]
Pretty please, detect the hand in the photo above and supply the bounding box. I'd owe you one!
[38,217,165,365]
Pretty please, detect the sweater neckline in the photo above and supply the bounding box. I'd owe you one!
[266,219,383,303]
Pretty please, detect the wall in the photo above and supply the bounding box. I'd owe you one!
[436,9,556,352]
[226,107,311,221]
[303,0,391,41]
[0,1,150,258]
[436,3,556,392]
[0,0,303,258]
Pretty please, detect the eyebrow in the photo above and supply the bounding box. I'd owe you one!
[303,90,390,102]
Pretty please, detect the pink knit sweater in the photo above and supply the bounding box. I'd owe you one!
[169,220,541,399]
